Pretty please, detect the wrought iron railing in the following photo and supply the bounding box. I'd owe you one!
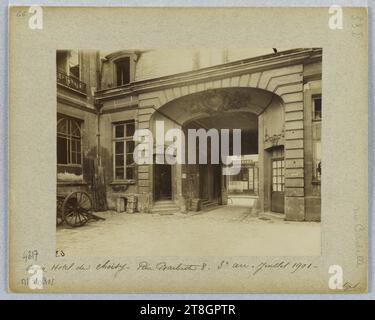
[57,71,87,94]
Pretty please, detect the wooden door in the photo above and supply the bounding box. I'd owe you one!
[154,164,172,200]
[271,155,285,213]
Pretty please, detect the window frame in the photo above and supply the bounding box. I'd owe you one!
[312,140,322,183]
[112,121,136,182]
[115,57,131,86]
[271,158,285,192]
[57,116,83,167]
[312,95,322,121]
[312,94,322,184]
[104,51,138,89]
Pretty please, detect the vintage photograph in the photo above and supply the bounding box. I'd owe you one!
[8,5,368,294]
[56,48,322,257]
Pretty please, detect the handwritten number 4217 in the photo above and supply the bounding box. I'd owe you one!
[16,6,44,30]
[16,10,28,17]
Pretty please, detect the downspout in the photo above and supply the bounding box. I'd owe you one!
[94,101,103,166]
[95,50,105,162]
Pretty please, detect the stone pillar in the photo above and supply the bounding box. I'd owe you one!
[179,195,187,213]
[138,192,151,213]
[137,164,152,213]
[258,114,265,212]
[221,169,228,205]
[258,114,272,212]
[136,105,155,213]
[284,95,305,221]
[263,150,272,212]
[174,164,183,208]
[79,50,100,100]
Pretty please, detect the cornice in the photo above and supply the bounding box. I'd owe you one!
[95,48,322,102]
[57,93,96,114]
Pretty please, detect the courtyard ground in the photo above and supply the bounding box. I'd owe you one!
[56,205,321,257]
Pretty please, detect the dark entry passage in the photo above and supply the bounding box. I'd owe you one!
[154,164,172,200]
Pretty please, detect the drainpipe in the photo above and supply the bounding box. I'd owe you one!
[92,100,107,210]
[94,101,103,166]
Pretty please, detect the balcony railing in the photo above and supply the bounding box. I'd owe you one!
[57,71,87,94]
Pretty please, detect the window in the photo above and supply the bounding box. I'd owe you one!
[113,121,135,180]
[312,94,321,183]
[115,57,130,86]
[313,141,321,182]
[313,96,322,120]
[68,50,80,78]
[241,169,249,181]
[272,159,285,192]
[57,117,82,165]
[69,64,80,79]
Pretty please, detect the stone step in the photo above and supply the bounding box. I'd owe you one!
[153,200,174,205]
[153,209,179,215]
[152,203,179,209]
[152,206,180,212]
[151,208,180,214]
[151,201,180,214]
[153,204,179,207]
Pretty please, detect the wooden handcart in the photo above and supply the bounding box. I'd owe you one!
[56,191,105,227]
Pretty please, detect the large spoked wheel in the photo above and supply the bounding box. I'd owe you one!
[62,191,92,228]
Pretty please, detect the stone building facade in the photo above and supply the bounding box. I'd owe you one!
[56,48,322,221]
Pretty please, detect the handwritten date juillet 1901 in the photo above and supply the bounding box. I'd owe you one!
[96,259,314,274]
[47,259,316,278]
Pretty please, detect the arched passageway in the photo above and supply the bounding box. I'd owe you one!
[149,87,285,213]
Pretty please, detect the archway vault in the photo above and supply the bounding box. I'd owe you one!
[152,87,282,127]
[138,63,303,111]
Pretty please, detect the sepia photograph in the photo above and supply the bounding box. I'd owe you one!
[7,5,368,294]
[56,48,322,257]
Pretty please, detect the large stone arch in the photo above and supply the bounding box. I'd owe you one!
[136,63,305,220]
[137,63,303,109]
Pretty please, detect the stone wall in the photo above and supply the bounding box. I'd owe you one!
[99,107,138,210]
[134,49,282,82]
[57,87,99,203]
[303,79,322,221]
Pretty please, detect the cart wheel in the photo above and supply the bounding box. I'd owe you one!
[62,191,92,227]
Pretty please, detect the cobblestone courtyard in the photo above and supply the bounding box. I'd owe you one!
[56,206,321,257]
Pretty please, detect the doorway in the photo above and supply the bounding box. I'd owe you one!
[271,147,285,213]
[154,164,172,200]
[199,164,222,202]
